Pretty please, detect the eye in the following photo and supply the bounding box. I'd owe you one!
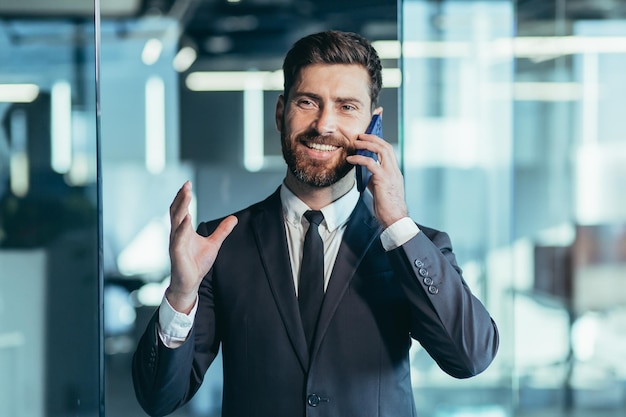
[341,104,357,111]
[296,98,316,108]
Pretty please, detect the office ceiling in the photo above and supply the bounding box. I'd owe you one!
[157,0,626,68]
[145,0,398,65]
[2,0,626,70]
[0,0,397,70]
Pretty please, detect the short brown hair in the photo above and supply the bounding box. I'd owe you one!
[282,30,383,109]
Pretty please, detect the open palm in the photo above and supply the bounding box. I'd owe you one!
[166,181,238,313]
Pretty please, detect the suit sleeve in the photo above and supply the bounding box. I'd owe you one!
[386,227,499,379]
[131,221,221,417]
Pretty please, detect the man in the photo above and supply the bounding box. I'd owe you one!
[132,30,499,417]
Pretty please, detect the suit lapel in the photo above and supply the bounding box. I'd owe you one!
[310,195,382,357]
[251,189,310,371]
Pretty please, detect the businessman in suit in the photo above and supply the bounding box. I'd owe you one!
[132,30,499,417]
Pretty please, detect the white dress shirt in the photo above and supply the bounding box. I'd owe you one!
[158,182,419,347]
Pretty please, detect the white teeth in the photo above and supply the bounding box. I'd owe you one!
[308,142,337,152]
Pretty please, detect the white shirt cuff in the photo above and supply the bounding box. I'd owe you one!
[157,294,198,348]
[380,217,420,251]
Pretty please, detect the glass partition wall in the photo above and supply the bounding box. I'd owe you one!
[0,3,101,417]
[401,1,626,417]
[401,1,515,416]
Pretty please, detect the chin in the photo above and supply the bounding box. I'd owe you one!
[292,164,353,188]
[283,141,354,187]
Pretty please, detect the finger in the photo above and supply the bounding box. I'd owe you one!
[353,136,389,159]
[356,140,398,170]
[169,182,190,218]
[208,215,238,247]
[170,181,193,230]
[358,129,387,142]
[348,153,381,171]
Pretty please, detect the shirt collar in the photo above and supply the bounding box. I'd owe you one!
[280,181,360,232]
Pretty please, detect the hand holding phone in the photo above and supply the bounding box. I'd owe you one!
[356,114,382,192]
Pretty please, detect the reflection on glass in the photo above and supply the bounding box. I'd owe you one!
[403,1,626,417]
[401,1,514,416]
[0,13,100,417]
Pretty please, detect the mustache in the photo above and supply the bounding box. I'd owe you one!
[297,131,352,149]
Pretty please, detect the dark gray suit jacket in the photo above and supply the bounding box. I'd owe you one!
[132,189,499,417]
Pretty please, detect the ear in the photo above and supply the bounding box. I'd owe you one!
[275,95,285,132]
[373,106,383,117]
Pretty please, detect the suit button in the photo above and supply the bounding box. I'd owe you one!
[428,285,439,294]
[419,268,428,277]
[414,259,424,268]
[423,277,433,286]
[307,394,321,407]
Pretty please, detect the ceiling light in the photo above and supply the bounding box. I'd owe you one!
[173,46,197,72]
[51,81,73,174]
[186,71,282,91]
[142,38,163,66]
[185,69,401,92]
[0,84,39,103]
[372,40,401,60]
[382,68,402,88]
[145,76,166,174]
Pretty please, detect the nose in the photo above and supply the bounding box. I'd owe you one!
[313,106,337,135]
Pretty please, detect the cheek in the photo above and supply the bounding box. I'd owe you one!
[342,127,362,143]
[345,118,371,138]
[283,114,306,134]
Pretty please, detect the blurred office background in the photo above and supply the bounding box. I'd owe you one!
[1,0,626,416]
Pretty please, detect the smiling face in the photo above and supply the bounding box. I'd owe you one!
[276,63,373,188]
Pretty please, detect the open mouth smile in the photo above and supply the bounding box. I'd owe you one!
[305,142,339,152]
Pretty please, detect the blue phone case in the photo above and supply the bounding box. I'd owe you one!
[356,115,382,192]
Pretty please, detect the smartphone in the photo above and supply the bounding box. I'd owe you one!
[356,114,382,193]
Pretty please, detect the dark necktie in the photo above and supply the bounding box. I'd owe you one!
[299,210,325,350]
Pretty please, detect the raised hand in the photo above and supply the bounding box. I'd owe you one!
[166,181,238,313]
[347,130,408,228]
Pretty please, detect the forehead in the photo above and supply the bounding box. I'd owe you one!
[291,64,371,101]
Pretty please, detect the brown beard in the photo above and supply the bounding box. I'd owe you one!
[281,130,355,188]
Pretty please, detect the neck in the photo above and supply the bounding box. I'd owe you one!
[284,169,355,210]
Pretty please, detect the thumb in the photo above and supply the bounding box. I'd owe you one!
[209,215,238,246]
